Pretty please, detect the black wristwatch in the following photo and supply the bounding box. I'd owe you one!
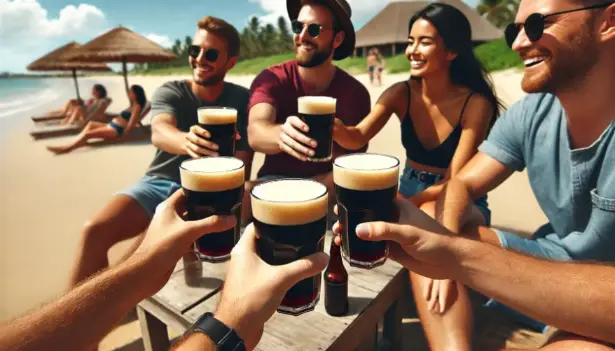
[185,312,246,351]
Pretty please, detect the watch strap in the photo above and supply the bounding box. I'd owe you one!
[188,312,246,351]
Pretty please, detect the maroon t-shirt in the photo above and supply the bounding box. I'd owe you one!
[249,60,370,178]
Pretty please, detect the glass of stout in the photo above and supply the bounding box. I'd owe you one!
[251,178,328,315]
[333,153,400,269]
[297,96,336,162]
[180,157,245,263]
[197,107,237,157]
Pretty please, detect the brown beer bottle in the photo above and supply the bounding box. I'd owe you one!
[325,240,349,316]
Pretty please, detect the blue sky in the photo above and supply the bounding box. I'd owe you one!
[0,0,480,73]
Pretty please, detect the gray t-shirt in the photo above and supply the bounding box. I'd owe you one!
[479,92,615,261]
[145,80,250,182]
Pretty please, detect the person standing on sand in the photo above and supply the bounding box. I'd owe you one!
[67,16,254,288]
[366,48,378,84]
[247,0,370,204]
[404,0,615,349]
[373,48,386,86]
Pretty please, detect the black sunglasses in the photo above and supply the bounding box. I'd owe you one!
[188,45,220,62]
[291,20,332,38]
[505,2,614,47]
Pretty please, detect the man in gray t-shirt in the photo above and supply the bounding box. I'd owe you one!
[405,0,615,349]
[68,16,253,288]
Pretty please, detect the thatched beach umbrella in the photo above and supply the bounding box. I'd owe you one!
[66,26,177,95]
[27,42,112,101]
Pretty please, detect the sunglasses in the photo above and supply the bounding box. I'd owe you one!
[291,20,332,38]
[505,2,614,47]
[188,45,220,62]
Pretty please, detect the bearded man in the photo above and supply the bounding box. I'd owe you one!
[246,0,370,207]
[68,16,253,287]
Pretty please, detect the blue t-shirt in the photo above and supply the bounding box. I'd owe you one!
[479,93,615,261]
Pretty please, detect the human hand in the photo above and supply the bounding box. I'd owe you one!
[184,125,220,158]
[134,189,236,293]
[425,278,457,314]
[332,199,459,280]
[278,116,316,161]
[214,224,328,350]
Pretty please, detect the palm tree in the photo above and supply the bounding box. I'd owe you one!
[477,0,518,28]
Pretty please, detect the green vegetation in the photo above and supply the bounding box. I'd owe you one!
[140,38,521,76]
[477,0,520,29]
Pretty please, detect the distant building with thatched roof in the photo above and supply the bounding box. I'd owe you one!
[354,0,502,56]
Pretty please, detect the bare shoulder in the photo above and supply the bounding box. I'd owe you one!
[462,93,495,125]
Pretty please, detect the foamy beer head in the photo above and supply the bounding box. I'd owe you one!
[197,107,238,125]
[297,96,336,115]
[334,153,400,191]
[180,157,245,192]
[251,179,328,226]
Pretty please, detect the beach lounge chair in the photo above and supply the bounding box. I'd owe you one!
[31,98,113,123]
[30,98,112,139]
[30,100,150,140]
[86,124,152,147]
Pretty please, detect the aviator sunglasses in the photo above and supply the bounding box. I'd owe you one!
[291,20,333,38]
[188,45,220,62]
[505,2,614,47]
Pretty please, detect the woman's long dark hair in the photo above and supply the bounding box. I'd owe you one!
[409,3,503,121]
[130,85,147,108]
[93,84,107,99]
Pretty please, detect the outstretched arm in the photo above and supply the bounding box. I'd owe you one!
[333,82,405,150]
[347,200,615,344]
[0,191,235,351]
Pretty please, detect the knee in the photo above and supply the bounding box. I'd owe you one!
[80,219,114,251]
[419,201,436,218]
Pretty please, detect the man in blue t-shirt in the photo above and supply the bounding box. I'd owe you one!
[409,0,615,349]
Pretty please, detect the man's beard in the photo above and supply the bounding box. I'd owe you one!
[521,23,598,94]
[295,40,334,68]
[192,63,226,86]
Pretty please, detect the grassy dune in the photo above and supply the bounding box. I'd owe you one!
[140,38,521,76]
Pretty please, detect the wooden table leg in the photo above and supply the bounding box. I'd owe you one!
[137,305,171,351]
[383,299,404,350]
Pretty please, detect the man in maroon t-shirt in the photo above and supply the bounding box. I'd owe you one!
[247,0,370,206]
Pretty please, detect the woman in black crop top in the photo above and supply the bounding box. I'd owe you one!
[47,85,148,155]
[333,4,502,346]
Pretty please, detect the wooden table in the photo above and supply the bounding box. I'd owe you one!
[137,234,408,350]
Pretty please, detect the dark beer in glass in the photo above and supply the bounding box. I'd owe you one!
[197,107,237,157]
[334,153,400,269]
[297,96,335,162]
[251,179,328,315]
[180,157,245,263]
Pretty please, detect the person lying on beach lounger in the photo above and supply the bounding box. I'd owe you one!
[0,189,327,351]
[46,85,147,154]
[332,194,615,349]
[58,84,109,125]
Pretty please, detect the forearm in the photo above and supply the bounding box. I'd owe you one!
[334,126,369,150]
[434,179,473,233]
[455,239,615,343]
[173,333,216,350]
[152,123,189,155]
[248,122,283,154]
[407,181,447,205]
[0,256,152,351]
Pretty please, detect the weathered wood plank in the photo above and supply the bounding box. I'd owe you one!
[137,305,170,351]
[153,259,228,314]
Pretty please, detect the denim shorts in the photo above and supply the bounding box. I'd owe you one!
[398,165,492,226]
[485,227,573,333]
[116,175,180,218]
[108,121,124,137]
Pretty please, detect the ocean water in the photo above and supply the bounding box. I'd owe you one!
[0,78,65,119]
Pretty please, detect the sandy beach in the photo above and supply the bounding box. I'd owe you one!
[0,69,546,349]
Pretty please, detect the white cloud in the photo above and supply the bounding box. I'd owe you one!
[0,0,106,45]
[146,33,172,48]
[248,0,395,26]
